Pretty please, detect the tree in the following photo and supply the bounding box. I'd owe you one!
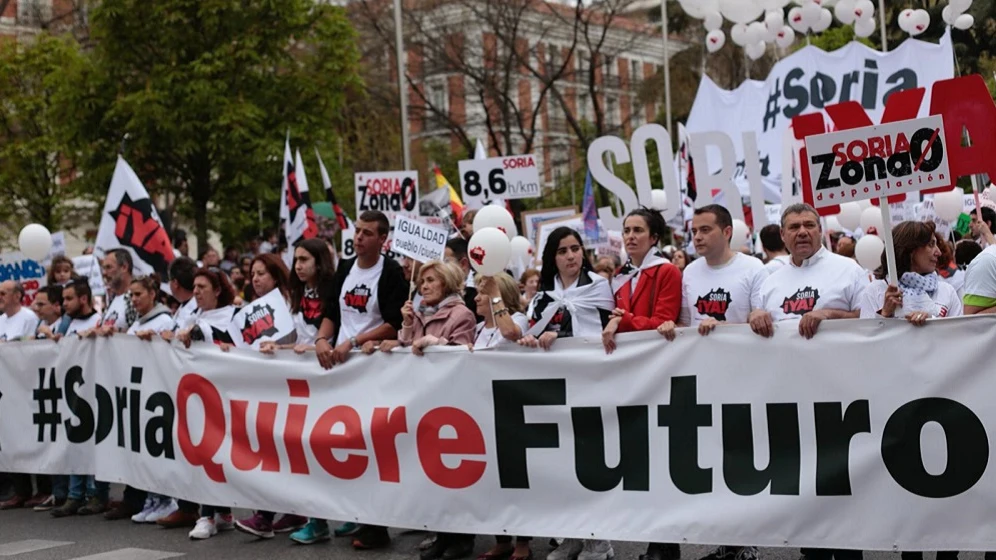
[61,0,363,247]
[0,34,90,242]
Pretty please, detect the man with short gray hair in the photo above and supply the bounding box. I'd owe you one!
[0,281,38,342]
[749,203,868,339]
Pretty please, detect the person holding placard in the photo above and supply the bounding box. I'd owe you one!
[472,273,527,349]
[601,209,681,356]
[750,204,869,340]
[859,221,962,323]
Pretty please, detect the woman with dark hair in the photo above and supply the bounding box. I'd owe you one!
[671,249,690,272]
[601,209,681,354]
[247,253,291,303]
[519,269,540,308]
[859,221,962,324]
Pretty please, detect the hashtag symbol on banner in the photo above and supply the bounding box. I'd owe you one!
[32,368,63,443]
[763,78,782,133]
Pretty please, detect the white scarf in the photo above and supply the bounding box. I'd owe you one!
[612,251,668,295]
[526,272,614,337]
[192,305,236,344]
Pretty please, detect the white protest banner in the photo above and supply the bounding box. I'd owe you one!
[227,288,296,349]
[595,230,623,258]
[41,231,66,266]
[71,255,106,297]
[0,252,47,305]
[459,154,541,209]
[392,215,448,263]
[805,115,949,207]
[520,207,577,246]
[764,204,782,227]
[4,319,996,550]
[535,214,608,254]
[888,200,918,224]
[685,31,954,204]
[94,156,175,277]
[354,171,419,220]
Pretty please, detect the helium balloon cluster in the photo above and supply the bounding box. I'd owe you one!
[941,0,975,30]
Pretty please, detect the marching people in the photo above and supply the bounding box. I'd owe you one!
[46,255,75,287]
[98,249,137,332]
[759,224,790,273]
[960,223,996,315]
[445,238,482,320]
[934,233,963,297]
[0,281,39,343]
[601,208,681,356]
[860,222,962,323]
[670,249,690,272]
[314,210,406,549]
[168,257,199,328]
[33,286,70,340]
[519,269,540,309]
[473,273,527,349]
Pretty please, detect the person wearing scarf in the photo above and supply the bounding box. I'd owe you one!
[602,209,682,355]
[860,221,963,325]
[520,227,614,352]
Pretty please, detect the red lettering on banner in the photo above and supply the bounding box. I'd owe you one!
[285,380,311,475]
[311,405,369,480]
[371,407,408,484]
[927,75,996,192]
[177,374,227,483]
[416,407,486,489]
[230,400,280,472]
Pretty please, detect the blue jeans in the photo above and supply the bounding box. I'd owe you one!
[67,475,109,502]
[51,475,68,501]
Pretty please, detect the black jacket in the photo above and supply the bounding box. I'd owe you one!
[323,255,407,343]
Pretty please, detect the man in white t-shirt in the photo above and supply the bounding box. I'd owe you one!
[168,256,198,329]
[759,224,791,274]
[750,203,868,339]
[0,281,39,342]
[62,280,101,336]
[961,244,996,315]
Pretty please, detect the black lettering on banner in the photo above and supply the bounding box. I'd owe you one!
[910,127,944,172]
[808,73,836,110]
[492,379,565,489]
[722,403,801,496]
[145,392,176,459]
[401,177,417,212]
[882,398,989,498]
[464,171,482,197]
[657,376,712,494]
[95,384,113,444]
[811,153,839,190]
[814,401,870,496]
[571,406,649,492]
[489,168,507,195]
[64,365,94,443]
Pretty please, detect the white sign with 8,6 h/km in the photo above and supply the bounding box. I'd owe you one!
[459,154,541,209]
[804,115,950,208]
[354,171,419,219]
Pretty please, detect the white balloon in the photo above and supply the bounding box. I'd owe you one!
[788,7,809,32]
[678,0,707,18]
[650,189,668,211]
[801,1,822,27]
[758,0,790,9]
[854,234,884,271]
[837,201,861,231]
[18,224,52,261]
[908,9,930,36]
[705,29,727,52]
[950,0,973,12]
[764,10,785,36]
[719,0,764,24]
[825,215,843,232]
[745,40,767,60]
[834,0,856,24]
[954,13,974,30]
[467,228,512,276]
[509,235,534,265]
[934,189,965,222]
[812,8,833,32]
[853,0,874,21]
[857,199,873,211]
[473,205,517,240]
[854,15,876,37]
[860,206,884,233]
[942,5,955,25]
[730,219,750,250]
[898,8,915,31]
[775,26,796,48]
[746,21,768,44]
[730,23,749,46]
[704,9,724,31]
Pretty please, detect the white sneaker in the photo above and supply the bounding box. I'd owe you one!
[548,538,585,560]
[146,499,177,524]
[131,497,157,523]
[578,540,614,560]
[189,517,217,540]
[214,513,234,531]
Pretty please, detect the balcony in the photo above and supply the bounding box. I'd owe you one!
[546,115,572,134]
[602,75,622,90]
[422,114,451,132]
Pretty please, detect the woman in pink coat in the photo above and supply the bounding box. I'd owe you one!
[380,260,476,355]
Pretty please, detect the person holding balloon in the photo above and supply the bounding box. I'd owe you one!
[859,221,962,324]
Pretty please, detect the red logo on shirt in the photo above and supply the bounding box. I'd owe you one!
[782,286,820,316]
[695,288,731,321]
[344,284,372,313]
[301,295,322,324]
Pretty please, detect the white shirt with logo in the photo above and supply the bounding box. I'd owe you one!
[860,279,962,320]
[336,256,385,346]
[127,313,176,335]
[100,293,132,331]
[757,248,869,322]
[173,297,198,331]
[474,313,529,349]
[66,312,101,336]
[679,253,767,327]
[0,307,39,341]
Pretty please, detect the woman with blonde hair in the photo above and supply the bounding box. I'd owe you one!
[473,272,526,349]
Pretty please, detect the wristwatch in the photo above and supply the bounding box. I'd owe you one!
[491,297,503,306]
[349,336,359,348]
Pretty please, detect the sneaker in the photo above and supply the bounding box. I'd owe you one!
[215,512,235,531]
[335,521,362,537]
[50,498,82,518]
[290,519,331,545]
[189,516,217,540]
[157,509,200,528]
[131,497,158,523]
[33,495,61,512]
[699,548,738,560]
[24,493,51,508]
[77,496,107,516]
[577,540,614,560]
[273,513,308,533]
[0,495,26,510]
[235,512,275,539]
[146,499,178,524]
[547,539,584,560]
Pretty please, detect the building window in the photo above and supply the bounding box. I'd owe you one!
[578,92,590,122]
[631,60,642,83]
[546,44,560,78]
[428,82,448,113]
[606,95,619,128]
[575,50,587,82]
[17,0,52,26]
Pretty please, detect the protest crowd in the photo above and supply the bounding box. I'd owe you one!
[2,190,996,560]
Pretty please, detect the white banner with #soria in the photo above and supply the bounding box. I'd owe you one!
[2,319,996,551]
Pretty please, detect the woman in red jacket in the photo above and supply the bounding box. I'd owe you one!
[602,208,682,354]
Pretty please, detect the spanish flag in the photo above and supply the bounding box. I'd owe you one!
[434,166,464,225]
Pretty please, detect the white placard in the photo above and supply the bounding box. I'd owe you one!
[391,215,449,263]
[0,252,47,305]
[71,255,107,297]
[805,115,950,207]
[41,232,66,266]
[459,154,541,209]
[227,288,296,349]
[354,171,419,220]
